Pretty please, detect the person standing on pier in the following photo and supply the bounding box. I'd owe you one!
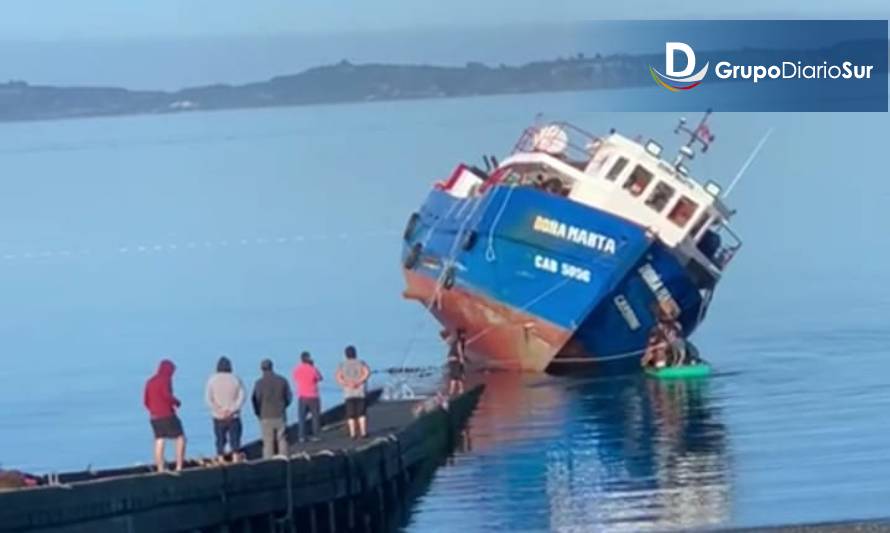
[293,351,323,442]
[251,359,292,458]
[335,346,371,440]
[143,359,186,472]
[446,328,468,396]
[205,356,246,462]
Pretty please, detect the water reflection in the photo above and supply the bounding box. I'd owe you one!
[410,372,731,532]
[551,376,730,531]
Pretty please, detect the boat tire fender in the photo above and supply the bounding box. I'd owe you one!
[461,230,478,251]
[403,212,421,242]
[443,266,456,290]
[404,243,422,269]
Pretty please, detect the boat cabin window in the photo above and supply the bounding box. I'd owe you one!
[697,221,742,270]
[667,196,699,227]
[697,225,722,264]
[588,151,611,173]
[605,156,629,181]
[645,181,675,213]
[689,212,710,240]
[623,164,653,196]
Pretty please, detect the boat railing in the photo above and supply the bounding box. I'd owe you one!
[511,121,602,168]
[712,223,743,270]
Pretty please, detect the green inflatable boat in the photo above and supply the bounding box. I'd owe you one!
[645,363,712,379]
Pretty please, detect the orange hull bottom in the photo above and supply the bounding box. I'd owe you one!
[403,269,574,372]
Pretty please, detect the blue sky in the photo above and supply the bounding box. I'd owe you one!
[4,0,888,40]
[0,1,887,89]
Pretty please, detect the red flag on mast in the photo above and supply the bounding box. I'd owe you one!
[696,122,715,143]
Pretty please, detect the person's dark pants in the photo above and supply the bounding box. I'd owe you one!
[298,397,321,441]
[212,417,243,456]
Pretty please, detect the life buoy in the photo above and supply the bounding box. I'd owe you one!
[460,230,478,251]
[403,212,420,242]
[443,266,456,289]
[403,243,422,269]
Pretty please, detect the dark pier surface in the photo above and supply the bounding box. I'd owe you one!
[283,401,429,455]
[725,520,890,532]
[0,387,483,533]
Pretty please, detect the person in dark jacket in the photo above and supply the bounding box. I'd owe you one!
[143,359,186,472]
[252,359,292,458]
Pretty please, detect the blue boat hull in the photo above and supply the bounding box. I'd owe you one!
[402,185,707,373]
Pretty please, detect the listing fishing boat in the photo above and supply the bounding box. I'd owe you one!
[401,112,742,373]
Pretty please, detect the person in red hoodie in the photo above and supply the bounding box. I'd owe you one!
[143,359,186,472]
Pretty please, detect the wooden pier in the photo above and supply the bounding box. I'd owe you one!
[0,386,483,533]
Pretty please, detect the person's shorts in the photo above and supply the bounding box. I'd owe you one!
[448,360,464,380]
[150,415,184,439]
[345,398,366,419]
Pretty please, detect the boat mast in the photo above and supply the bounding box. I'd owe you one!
[672,109,715,173]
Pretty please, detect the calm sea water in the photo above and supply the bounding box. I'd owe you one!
[0,91,888,531]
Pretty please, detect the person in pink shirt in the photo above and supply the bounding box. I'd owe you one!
[293,351,323,442]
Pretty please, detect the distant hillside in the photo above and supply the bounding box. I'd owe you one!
[0,54,653,123]
[0,41,885,123]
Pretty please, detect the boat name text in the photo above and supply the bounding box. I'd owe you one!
[613,295,641,331]
[638,263,679,312]
[532,216,617,255]
[534,254,591,283]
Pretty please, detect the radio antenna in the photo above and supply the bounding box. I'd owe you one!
[724,127,773,198]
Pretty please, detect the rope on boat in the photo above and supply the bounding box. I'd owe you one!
[465,276,572,348]
[396,191,493,372]
[484,184,517,263]
[397,191,573,384]
[547,340,685,365]
[419,198,464,248]
[414,184,508,344]
[396,199,470,373]
[440,192,492,275]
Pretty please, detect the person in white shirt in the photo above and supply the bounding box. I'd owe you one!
[205,356,246,461]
